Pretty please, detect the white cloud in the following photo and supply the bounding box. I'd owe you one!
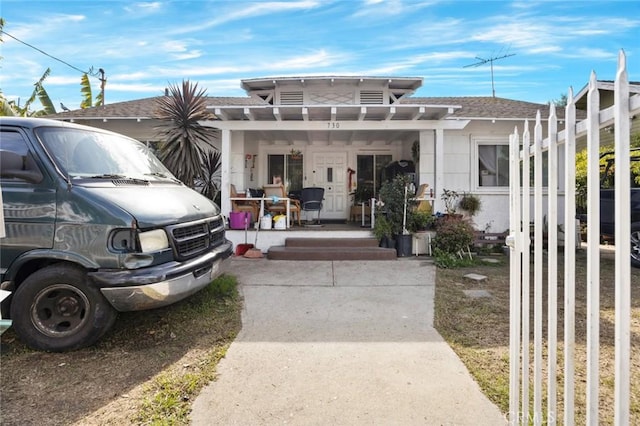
[172,51,203,61]
[123,2,162,15]
[171,1,321,35]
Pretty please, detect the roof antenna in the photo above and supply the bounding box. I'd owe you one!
[464,52,516,97]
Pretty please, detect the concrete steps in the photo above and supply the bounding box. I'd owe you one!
[267,237,397,260]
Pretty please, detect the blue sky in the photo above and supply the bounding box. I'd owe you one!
[1,0,639,111]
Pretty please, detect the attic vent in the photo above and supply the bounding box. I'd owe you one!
[360,90,384,105]
[280,91,304,105]
[258,94,273,105]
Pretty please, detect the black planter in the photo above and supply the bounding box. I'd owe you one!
[379,236,396,250]
[395,234,412,257]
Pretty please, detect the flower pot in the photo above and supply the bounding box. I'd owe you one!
[395,234,412,257]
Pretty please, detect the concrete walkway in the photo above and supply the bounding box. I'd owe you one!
[191,258,505,425]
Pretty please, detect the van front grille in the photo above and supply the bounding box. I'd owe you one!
[167,217,226,260]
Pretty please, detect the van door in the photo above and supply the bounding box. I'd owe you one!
[0,128,56,276]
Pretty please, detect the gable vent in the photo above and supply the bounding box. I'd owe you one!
[280,91,304,105]
[359,90,384,105]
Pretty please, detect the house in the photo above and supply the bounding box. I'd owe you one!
[49,75,561,236]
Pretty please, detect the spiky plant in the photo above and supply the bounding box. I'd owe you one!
[199,149,222,202]
[154,80,216,187]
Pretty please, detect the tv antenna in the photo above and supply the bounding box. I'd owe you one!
[464,53,516,97]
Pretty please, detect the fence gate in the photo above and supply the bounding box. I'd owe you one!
[507,50,639,425]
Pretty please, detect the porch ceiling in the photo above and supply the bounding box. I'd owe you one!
[243,128,417,145]
[209,103,462,145]
[211,104,457,122]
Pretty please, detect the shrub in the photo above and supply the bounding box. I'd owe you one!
[433,216,474,254]
[407,210,434,232]
[432,248,476,268]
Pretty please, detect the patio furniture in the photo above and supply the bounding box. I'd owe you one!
[300,187,325,224]
[230,184,259,223]
[262,184,301,226]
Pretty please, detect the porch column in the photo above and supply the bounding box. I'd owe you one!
[220,129,231,216]
[434,128,444,213]
[418,129,434,193]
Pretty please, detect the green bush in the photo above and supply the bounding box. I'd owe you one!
[407,210,434,232]
[432,248,475,268]
[433,216,474,254]
[377,175,417,235]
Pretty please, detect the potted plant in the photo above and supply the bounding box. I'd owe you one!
[373,215,394,248]
[440,188,460,216]
[407,210,434,233]
[377,175,417,256]
[458,192,481,217]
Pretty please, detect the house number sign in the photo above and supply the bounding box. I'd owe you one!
[327,121,340,129]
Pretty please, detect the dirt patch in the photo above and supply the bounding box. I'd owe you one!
[0,282,242,425]
[434,248,640,423]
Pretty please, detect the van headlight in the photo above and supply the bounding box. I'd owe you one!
[138,229,169,253]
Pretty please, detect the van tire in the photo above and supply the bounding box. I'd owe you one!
[10,264,117,351]
[632,223,640,269]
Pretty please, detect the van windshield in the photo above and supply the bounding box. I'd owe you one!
[35,126,175,181]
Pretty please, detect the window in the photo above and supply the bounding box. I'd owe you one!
[478,144,509,187]
[477,142,550,188]
[356,154,392,198]
[267,154,303,192]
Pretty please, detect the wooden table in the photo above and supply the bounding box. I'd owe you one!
[229,197,291,229]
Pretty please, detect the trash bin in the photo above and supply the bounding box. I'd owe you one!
[229,211,251,230]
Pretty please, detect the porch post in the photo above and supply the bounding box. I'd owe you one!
[434,128,444,213]
[418,129,434,189]
[220,129,231,217]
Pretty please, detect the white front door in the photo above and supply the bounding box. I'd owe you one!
[310,152,348,220]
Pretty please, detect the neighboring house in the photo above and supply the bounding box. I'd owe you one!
[574,80,640,148]
[48,76,563,233]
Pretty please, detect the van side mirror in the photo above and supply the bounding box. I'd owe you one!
[0,150,44,183]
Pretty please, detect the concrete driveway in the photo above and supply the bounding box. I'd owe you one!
[191,258,505,425]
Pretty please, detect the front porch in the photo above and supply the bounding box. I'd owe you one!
[225,220,372,252]
[225,220,435,258]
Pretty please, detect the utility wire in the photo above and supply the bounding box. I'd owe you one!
[0,29,99,79]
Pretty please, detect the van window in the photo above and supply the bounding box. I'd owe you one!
[0,130,42,183]
[0,130,30,156]
[34,127,173,180]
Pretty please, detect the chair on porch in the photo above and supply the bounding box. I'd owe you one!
[414,183,433,214]
[230,184,259,223]
[300,187,325,224]
[262,184,301,226]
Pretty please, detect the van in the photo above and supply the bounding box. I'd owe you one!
[577,147,640,268]
[0,117,233,351]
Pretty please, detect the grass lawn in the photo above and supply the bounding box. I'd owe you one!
[434,247,640,424]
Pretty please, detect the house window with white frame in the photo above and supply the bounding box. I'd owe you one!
[476,141,550,188]
[267,154,303,192]
[478,143,509,187]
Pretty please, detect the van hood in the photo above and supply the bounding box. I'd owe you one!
[75,184,219,228]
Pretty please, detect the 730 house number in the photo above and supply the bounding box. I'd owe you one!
[327,122,340,129]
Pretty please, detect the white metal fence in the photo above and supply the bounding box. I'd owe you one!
[507,50,640,425]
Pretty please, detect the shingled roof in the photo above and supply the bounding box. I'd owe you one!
[404,96,562,120]
[48,94,559,121]
[48,96,266,120]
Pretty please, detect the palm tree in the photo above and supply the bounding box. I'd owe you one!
[80,72,104,108]
[0,68,55,116]
[199,149,222,203]
[154,80,217,188]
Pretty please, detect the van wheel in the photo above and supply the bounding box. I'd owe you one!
[10,264,117,351]
[632,223,640,269]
